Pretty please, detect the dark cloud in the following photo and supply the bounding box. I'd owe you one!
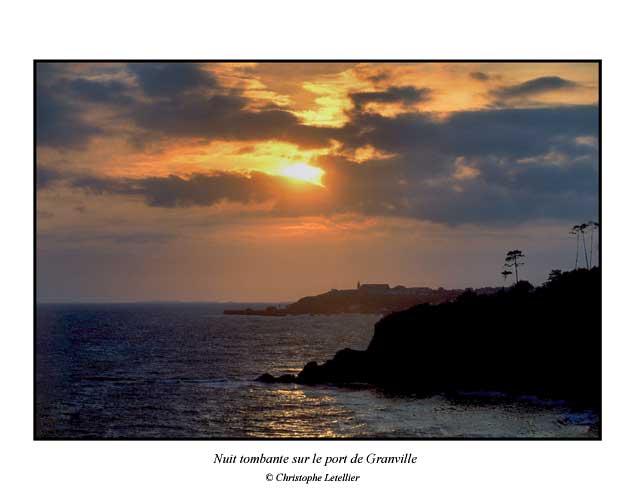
[329,105,597,224]
[341,105,598,160]
[129,93,335,149]
[127,63,217,98]
[36,85,103,148]
[442,105,597,158]
[349,86,431,110]
[36,62,336,150]
[316,152,598,226]
[36,165,64,190]
[301,105,597,224]
[70,174,136,196]
[67,170,318,208]
[491,76,578,100]
[367,71,391,83]
[470,71,490,81]
[66,78,135,106]
[36,64,138,148]
[133,172,285,208]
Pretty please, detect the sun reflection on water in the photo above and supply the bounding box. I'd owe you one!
[246,386,365,438]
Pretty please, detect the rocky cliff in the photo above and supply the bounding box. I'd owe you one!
[258,268,601,408]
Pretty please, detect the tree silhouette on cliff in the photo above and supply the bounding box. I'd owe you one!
[580,223,590,269]
[570,225,581,269]
[588,221,599,268]
[571,221,599,269]
[501,269,512,288]
[504,250,525,284]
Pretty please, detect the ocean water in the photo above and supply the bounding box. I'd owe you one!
[36,304,598,439]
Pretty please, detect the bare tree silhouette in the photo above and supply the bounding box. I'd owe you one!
[579,223,590,269]
[588,221,599,268]
[504,250,525,284]
[570,225,581,269]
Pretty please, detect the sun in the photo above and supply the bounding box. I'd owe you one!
[279,162,325,186]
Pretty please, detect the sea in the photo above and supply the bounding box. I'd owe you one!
[35,303,599,439]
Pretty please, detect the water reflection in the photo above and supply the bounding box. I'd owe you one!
[36,305,598,438]
[246,386,366,438]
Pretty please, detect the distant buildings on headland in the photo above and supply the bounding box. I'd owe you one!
[345,282,448,295]
[353,281,500,296]
[224,281,501,316]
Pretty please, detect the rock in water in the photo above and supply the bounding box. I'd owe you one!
[255,373,298,383]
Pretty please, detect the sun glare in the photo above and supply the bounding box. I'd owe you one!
[279,163,325,186]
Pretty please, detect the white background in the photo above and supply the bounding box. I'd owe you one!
[1,1,633,498]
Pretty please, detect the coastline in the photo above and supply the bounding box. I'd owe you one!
[257,268,601,416]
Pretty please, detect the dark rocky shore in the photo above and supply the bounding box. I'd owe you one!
[258,267,601,409]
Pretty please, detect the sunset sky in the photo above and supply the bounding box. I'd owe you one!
[36,62,599,302]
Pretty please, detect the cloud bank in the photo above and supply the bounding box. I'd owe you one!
[36,62,599,226]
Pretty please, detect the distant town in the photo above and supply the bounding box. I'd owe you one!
[224,281,501,316]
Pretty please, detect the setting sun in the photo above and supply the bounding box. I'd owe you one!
[279,163,325,186]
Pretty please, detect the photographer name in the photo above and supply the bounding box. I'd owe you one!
[270,472,360,483]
